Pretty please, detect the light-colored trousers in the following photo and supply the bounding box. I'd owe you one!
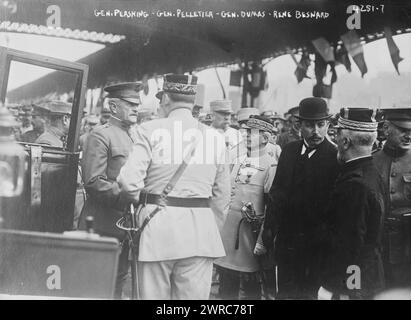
[137,257,214,300]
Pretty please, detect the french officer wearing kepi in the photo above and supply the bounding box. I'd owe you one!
[320,108,387,300]
[80,82,141,298]
[117,74,230,300]
[215,115,279,300]
[373,108,411,289]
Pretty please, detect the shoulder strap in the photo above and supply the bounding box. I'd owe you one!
[160,132,201,198]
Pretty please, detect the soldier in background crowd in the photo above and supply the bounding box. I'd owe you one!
[215,115,278,300]
[320,108,387,299]
[20,104,47,143]
[263,97,339,299]
[277,106,301,149]
[192,104,203,119]
[80,82,142,299]
[35,101,72,148]
[79,114,99,152]
[99,108,111,125]
[373,108,411,289]
[117,74,230,300]
[210,100,242,150]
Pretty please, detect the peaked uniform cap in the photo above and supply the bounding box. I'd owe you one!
[42,101,72,116]
[381,108,411,130]
[210,100,233,114]
[243,115,275,133]
[335,107,378,132]
[237,107,259,122]
[104,82,142,104]
[156,74,198,99]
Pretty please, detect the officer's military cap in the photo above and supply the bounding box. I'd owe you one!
[381,108,411,130]
[237,107,259,123]
[42,100,72,116]
[335,107,378,132]
[31,104,50,116]
[86,114,100,125]
[261,110,285,121]
[243,115,276,133]
[104,82,142,104]
[210,100,233,114]
[286,106,300,117]
[156,74,198,100]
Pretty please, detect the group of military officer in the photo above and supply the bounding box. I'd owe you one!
[24,72,408,300]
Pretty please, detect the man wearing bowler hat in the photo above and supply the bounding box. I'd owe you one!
[117,74,230,300]
[80,82,142,299]
[373,108,411,289]
[263,97,339,299]
[319,108,387,299]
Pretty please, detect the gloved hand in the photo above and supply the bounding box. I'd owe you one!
[254,241,267,255]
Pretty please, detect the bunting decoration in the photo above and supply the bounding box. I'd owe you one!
[335,45,352,72]
[341,30,367,77]
[312,37,335,62]
[384,27,403,75]
[294,51,311,83]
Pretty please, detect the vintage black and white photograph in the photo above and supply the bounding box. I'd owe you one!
[0,0,410,303]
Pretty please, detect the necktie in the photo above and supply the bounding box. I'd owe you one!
[302,145,316,160]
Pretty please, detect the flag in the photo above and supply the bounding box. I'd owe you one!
[312,37,335,62]
[294,52,311,83]
[229,70,242,87]
[335,45,352,72]
[384,27,403,75]
[341,30,367,77]
[314,53,327,83]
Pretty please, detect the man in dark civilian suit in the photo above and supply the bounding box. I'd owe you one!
[319,108,387,299]
[263,97,339,299]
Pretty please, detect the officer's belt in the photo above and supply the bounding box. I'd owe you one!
[140,192,210,208]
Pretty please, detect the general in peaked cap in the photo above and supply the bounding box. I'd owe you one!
[335,107,378,132]
[104,82,142,105]
[243,115,275,133]
[155,74,198,100]
[382,108,411,130]
[296,97,331,121]
[210,100,233,114]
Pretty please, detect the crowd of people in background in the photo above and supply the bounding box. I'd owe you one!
[4,73,411,300]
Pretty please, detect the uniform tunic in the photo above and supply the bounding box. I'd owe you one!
[373,145,411,285]
[215,145,279,272]
[322,156,387,299]
[35,129,64,147]
[117,111,230,261]
[80,119,134,239]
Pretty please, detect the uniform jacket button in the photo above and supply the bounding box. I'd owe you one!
[391,172,397,177]
[390,188,396,194]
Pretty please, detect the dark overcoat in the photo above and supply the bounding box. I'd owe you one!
[322,156,387,298]
[265,139,339,248]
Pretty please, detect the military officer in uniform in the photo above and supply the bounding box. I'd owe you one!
[319,108,387,299]
[277,106,301,149]
[215,115,279,300]
[117,74,230,300]
[373,108,411,289]
[263,97,339,299]
[80,82,142,298]
[35,101,72,148]
[210,100,242,150]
